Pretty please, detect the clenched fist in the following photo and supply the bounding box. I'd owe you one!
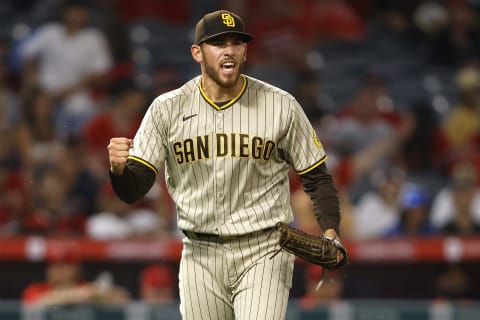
[108,137,133,175]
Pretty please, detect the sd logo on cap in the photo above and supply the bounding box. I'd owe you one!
[194,10,253,45]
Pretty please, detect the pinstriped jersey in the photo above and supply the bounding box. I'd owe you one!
[130,75,327,235]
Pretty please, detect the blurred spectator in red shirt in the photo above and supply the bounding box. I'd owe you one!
[246,0,309,67]
[22,245,129,308]
[139,263,177,304]
[83,79,145,178]
[299,0,366,42]
[326,73,411,196]
[21,167,87,236]
[329,73,399,157]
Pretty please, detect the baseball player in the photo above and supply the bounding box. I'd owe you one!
[108,10,344,320]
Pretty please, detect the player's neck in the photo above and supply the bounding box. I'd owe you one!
[200,75,244,103]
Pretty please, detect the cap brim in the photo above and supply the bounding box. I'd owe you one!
[197,31,253,45]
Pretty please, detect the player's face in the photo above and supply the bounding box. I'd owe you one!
[196,35,247,89]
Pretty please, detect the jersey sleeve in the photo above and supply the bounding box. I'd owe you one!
[21,26,51,59]
[129,99,168,174]
[85,31,113,74]
[278,98,327,175]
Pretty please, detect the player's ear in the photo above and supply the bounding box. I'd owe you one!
[191,45,203,63]
[243,44,247,62]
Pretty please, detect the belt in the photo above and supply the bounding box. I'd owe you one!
[182,227,275,244]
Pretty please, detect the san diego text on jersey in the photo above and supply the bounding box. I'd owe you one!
[173,133,276,164]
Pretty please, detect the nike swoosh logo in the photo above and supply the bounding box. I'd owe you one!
[183,114,198,121]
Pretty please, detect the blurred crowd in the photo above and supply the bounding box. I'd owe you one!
[0,0,479,245]
[21,243,178,307]
[0,0,476,306]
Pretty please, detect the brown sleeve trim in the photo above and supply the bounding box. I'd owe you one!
[298,163,341,234]
[109,158,156,204]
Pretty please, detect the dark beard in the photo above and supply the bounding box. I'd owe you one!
[202,55,244,89]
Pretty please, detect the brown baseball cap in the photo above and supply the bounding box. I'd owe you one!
[195,10,253,45]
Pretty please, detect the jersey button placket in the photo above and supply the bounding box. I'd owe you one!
[215,111,226,225]
[216,112,223,131]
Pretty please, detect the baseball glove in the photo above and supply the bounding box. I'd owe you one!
[271,222,349,287]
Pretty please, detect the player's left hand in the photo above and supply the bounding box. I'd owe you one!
[324,229,344,264]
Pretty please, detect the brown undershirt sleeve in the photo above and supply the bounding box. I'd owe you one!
[109,159,156,204]
[298,163,341,234]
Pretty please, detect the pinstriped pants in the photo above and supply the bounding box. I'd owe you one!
[179,230,295,320]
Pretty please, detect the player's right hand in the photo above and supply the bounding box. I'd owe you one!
[107,137,133,175]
